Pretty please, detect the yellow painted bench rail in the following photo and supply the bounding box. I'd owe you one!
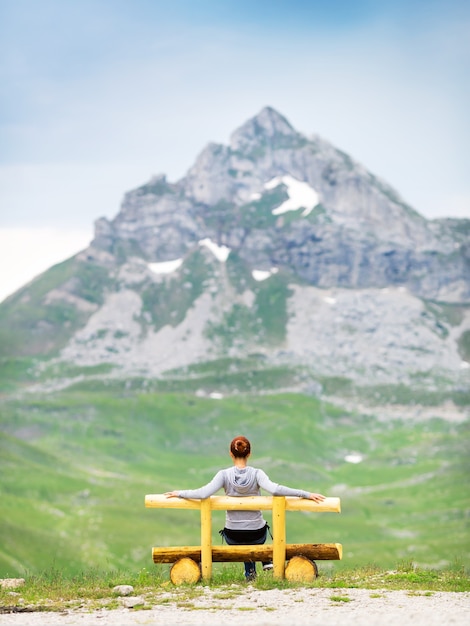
[145,494,341,581]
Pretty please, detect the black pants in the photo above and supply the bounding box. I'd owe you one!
[220,524,271,579]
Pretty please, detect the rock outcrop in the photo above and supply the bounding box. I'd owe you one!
[2,107,469,390]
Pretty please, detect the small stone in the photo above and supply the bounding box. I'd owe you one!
[112,584,134,596]
[0,579,25,590]
[120,596,145,608]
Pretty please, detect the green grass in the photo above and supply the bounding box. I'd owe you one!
[318,377,470,407]
[0,563,468,614]
[0,356,43,392]
[0,388,469,579]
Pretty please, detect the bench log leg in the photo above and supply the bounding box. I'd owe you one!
[285,555,319,582]
[170,557,201,585]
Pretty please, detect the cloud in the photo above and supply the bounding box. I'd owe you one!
[2,2,468,222]
[0,228,92,303]
[0,0,468,301]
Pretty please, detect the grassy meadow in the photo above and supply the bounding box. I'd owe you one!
[0,383,469,580]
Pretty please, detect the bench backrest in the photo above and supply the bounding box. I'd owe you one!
[145,495,340,579]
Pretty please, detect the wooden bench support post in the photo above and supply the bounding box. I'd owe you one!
[272,496,286,579]
[200,498,212,581]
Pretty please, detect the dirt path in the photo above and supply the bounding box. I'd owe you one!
[1,587,469,625]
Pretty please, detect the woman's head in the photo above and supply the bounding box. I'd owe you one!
[230,436,251,458]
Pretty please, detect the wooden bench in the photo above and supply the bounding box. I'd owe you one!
[145,494,342,584]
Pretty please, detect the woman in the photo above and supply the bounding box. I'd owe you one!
[165,435,325,580]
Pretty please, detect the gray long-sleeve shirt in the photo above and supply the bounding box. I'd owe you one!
[178,466,310,530]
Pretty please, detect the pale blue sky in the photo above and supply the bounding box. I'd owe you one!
[0,0,469,300]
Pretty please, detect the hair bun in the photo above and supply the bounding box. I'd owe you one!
[230,436,251,458]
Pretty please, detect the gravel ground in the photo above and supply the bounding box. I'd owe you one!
[1,587,469,626]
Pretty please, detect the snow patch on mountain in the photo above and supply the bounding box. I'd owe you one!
[252,268,279,281]
[148,259,183,274]
[265,175,320,216]
[199,238,231,262]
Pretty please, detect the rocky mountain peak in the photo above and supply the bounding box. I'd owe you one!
[1,108,468,393]
[88,108,468,303]
[229,106,298,152]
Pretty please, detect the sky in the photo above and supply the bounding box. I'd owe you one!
[0,0,469,302]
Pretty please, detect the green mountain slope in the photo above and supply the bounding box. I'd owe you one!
[0,255,114,359]
[1,388,468,577]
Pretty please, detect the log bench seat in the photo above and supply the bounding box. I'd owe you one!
[145,494,342,584]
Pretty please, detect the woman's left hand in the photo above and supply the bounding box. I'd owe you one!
[164,491,179,498]
[308,492,326,503]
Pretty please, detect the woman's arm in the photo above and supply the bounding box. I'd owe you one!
[256,469,325,502]
[165,470,225,499]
